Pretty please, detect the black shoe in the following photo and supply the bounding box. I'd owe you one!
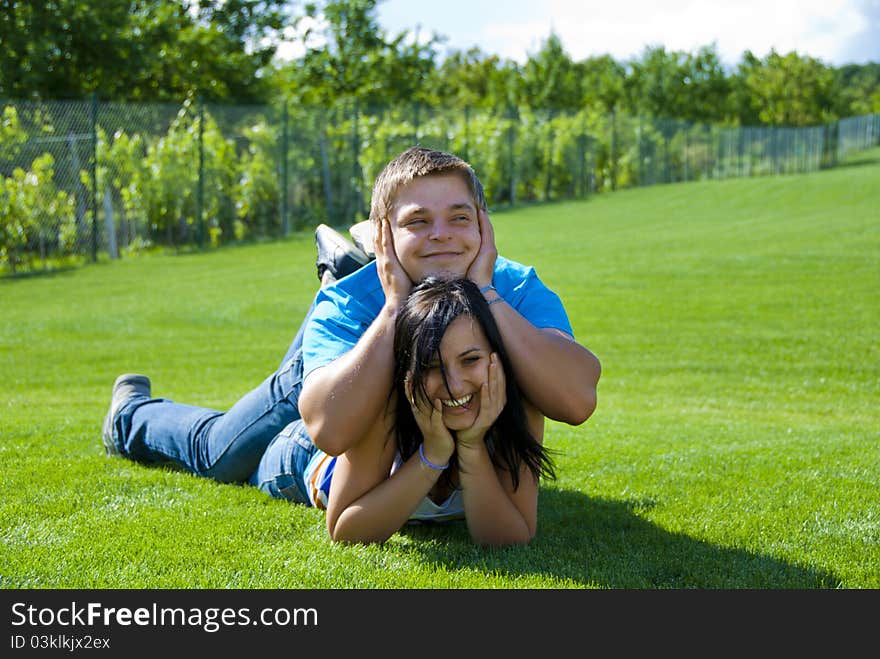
[101,373,151,456]
[315,224,370,282]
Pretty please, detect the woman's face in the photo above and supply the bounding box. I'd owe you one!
[422,314,493,432]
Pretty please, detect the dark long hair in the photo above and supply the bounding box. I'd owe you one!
[391,277,555,489]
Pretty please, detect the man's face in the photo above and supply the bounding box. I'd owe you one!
[389,173,481,283]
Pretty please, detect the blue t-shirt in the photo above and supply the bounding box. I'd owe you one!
[301,256,573,380]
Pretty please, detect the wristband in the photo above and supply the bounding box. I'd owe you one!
[488,296,504,306]
[418,444,449,471]
[479,284,496,295]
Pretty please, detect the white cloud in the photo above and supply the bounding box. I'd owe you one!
[477,0,878,66]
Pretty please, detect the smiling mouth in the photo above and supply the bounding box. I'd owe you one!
[423,251,462,258]
[442,393,473,408]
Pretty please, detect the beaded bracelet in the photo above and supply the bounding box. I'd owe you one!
[419,444,449,471]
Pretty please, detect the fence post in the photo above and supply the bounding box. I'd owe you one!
[197,95,205,248]
[463,106,470,162]
[610,108,617,191]
[578,132,587,197]
[824,121,838,169]
[636,115,643,186]
[352,98,362,219]
[281,100,289,236]
[544,109,554,201]
[413,101,421,143]
[506,105,517,205]
[683,122,690,182]
[320,126,333,223]
[90,92,98,262]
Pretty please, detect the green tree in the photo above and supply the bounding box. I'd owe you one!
[279,0,437,107]
[0,0,292,101]
[681,44,733,123]
[735,49,839,126]
[429,47,523,111]
[578,55,626,114]
[626,45,691,120]
[520,32,580,111]
[835,63,880,116]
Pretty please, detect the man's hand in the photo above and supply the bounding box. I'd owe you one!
[456,353,506,450]
[375,217,412,309]
[466,208,498,290]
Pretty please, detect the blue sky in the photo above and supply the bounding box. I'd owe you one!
[374,0,880,68]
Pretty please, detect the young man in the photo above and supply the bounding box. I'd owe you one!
[103,146,600,485]
[298,146,600,457]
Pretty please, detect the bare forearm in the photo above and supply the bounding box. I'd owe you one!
[329,457,443,544]
[491,302,600,424]
[457,443,535,546]
[299,305,399,455]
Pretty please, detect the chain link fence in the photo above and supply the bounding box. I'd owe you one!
[2,95,878,274]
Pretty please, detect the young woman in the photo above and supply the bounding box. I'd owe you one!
[250,276,556,546]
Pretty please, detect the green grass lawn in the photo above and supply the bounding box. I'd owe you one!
[2,155,878,588]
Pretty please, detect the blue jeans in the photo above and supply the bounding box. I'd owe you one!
[109,301,320,504]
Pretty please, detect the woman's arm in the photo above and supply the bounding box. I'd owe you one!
[452,355,544,546]
[324,401,454,545]
[456,400,544,546]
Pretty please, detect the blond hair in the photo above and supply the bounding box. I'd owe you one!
[369,146,487,225]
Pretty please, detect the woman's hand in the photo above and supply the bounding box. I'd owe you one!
[456,353,506,449]
[406,377,455,466]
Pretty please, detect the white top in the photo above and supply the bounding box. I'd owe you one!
[408,488,465,523]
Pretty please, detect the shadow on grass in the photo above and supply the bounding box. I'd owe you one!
[834,153,880,169]
[1,265,78,281]
[399,488,839,588]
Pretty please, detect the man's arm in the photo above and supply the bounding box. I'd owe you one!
[490,309,600,425]
[467,209,601,425]
[298,304,398,457]
[299,219,412,456]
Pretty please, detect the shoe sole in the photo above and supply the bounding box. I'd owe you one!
[102,374,151,457]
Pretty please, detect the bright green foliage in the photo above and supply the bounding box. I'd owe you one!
[284,0,438,107]
[578,55,627,115]
[433,48,522,111]
[0,0,290,102]
[2,156,877,588]
[0,109,76,271]
[236,121,282,239]
[624,44,733,123]
[1,0,877,123]
[736,50,840,126]
[522,33,582,113]
[0,105,27,161]
[836,63,880,116]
